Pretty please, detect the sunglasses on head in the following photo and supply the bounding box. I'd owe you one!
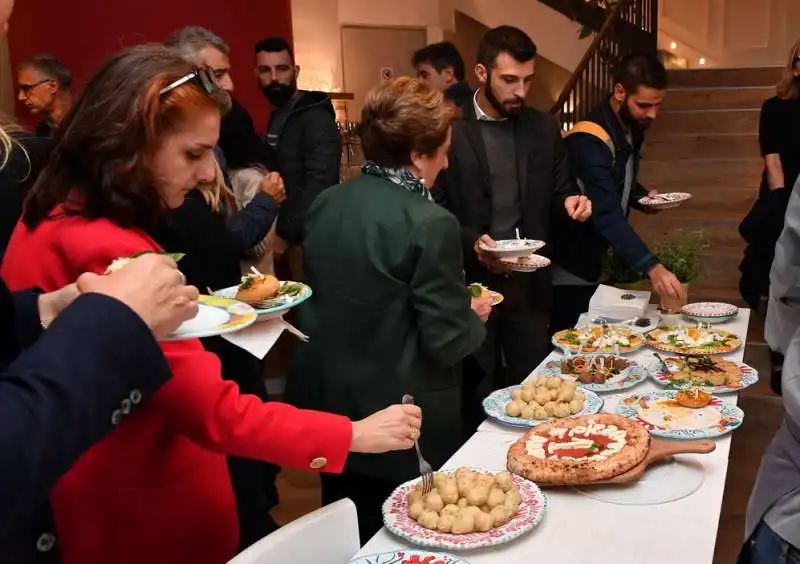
[159,67,216,96]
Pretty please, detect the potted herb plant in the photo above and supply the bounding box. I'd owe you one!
[605,249,648,291]
[653,230,710,312]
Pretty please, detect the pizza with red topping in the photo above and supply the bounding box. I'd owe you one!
[507,413,650,484]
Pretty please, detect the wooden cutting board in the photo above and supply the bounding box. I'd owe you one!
[539,438,716,487]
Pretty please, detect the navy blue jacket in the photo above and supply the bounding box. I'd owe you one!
[0,281,171,559]
[552,98,658,282]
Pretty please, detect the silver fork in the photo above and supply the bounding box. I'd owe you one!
[402,394,433,495]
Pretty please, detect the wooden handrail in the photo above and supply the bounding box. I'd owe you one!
[550,1,625,115]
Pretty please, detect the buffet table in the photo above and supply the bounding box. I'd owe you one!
[355,308,751,563]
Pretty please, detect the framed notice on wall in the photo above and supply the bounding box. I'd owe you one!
[380,66,394,82]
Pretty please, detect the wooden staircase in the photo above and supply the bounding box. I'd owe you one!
[631,66,783,302]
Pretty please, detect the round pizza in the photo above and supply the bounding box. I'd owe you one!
[507,413,650,484]
[646,326,742,355]
[552,325,644,354]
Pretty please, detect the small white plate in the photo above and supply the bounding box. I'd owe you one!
[638,192,692,210]
[497,254,551,273]
[215,281,312,321]
[479,239,545,259]
[682,302,739,319]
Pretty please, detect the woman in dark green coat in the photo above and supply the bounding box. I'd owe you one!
[286,77,490,541]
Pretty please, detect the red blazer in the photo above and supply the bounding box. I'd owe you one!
[1,211,353,564]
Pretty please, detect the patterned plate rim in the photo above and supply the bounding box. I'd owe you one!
[349,550,468,563]
[615,390,744,439]
[163,295,257,341]
[382,467,547,551]
[648,358,759,393]
[681,302,739,318]
[645,327,742,356]
[497,254,552,267]
[551,327,645,354]
[482,384,604,428]
[638,192,692,205]
[479,239,545,253]
[215,281,312,317]
[538,355,648,392]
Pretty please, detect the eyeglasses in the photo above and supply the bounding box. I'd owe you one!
[159,68,217,96]
[18,79,51,95]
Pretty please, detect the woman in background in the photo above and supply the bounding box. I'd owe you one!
[740,39,800,395]
[287,77,490,541]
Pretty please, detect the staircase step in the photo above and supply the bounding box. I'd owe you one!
[651,109,760,135]
[668,67,782,89]
[662,87,773,111]
[639,158,763,189]
[644,133,759,161]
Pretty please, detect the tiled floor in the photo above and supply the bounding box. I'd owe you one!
[270,310,785,564]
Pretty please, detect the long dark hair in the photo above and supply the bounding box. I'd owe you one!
[23,44,229,229]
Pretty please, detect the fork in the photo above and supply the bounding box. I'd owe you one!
[402,394,433,495]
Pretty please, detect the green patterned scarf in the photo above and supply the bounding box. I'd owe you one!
[362,161,433,202]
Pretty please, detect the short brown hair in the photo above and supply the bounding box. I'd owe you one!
[359,77,456,168]
[24,44,230,230]
[777,39,800,100]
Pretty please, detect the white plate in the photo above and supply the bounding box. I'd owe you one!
[162,295,257,341]
[215,281,312,321]
[482,384,603,427]
[497,253,551,273]
[638,192,692,209]
[479,239,545,258]
[539,355,649,393]
[682,302,739,319]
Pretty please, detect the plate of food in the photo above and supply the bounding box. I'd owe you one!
[637,192,692,210]
[552,324,645,354]
[646,326,742,355]
[215,267,312,321]
[540,354,648,392]
[162,295,257,341]
[682,302,739,324]
[478,239,546,259]
[350,550,468,564]
[382,467,545,551]
[497,254,551,273]
[616,390,744,440]
[104,251,187,274]
[468,283,503,306]
[507,413,715,486]
[650,354,758,393]
[482,376,603,427]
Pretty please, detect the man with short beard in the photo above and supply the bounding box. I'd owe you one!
[255,37,341,279]
[550,51,682,333]
[435,26,591,412]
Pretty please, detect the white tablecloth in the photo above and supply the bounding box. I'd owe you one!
[355,308,751,563]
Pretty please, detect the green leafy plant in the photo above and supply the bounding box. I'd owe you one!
[653,230,710,284]
[605,249,647,285]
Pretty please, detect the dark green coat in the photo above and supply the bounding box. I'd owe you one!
[286,173,486,483]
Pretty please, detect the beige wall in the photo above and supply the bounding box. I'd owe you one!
[445,11,571,112]
[660,0,800,67]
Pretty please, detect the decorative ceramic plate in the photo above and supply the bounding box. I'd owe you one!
[162,295,256,341]
[382,468,546,551]
[497,254,551,273]
[637,192,692,210]
[646,326,742,355]
[350,550,468,564]
[482,384,603,428]
[539,355,648,392]
[552,325,645,354]
[479,239,546,258]
[215,281,312,321]
[682,302,739,318]
[616,390,744,439]
[649,355,759,393]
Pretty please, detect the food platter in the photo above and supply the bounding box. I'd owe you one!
[649,354,758,393]
[637,192,692,210]
[350,550,468,564]
[616,390,744,440]
[216,280,312,321]
[646,326,742,355]
[382,467,546,551]
[497,254,551,273]
[539,354,648,393]
[478,239,545,258]
[162,295,256,341]
[552,324,645,354]
[482,380,603,428]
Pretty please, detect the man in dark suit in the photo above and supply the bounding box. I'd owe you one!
[435,26,591,403]
[412,41,474,109]
[0,253,197,533]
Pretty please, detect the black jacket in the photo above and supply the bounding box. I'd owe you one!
[269,91,341,244]
[445,82,474,109]
[219,98,278,171]
[433,102,580,308]
[552,98,655,282]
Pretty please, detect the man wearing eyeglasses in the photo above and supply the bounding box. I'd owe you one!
[16,54,73,138]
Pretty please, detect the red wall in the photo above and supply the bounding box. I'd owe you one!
[8,0,293,131]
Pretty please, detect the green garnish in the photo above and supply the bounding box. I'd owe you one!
[239,275,259,290]
[279,283,305,297]
[468,283,484,298]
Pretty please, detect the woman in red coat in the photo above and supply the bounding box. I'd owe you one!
[0,45,422,564]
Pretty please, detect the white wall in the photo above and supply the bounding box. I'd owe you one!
[291,0,344,91]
